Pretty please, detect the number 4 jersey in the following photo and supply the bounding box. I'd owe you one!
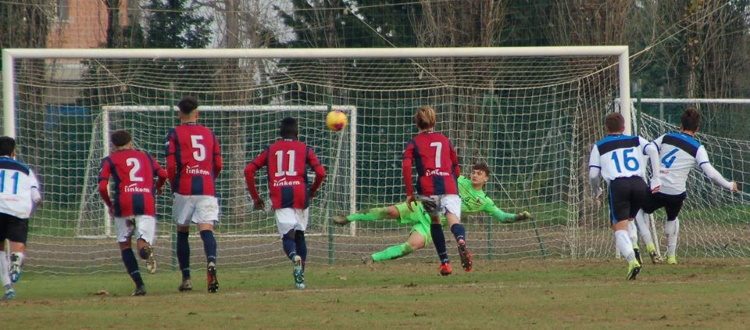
[99,149,167,217]
[589,134,651,183]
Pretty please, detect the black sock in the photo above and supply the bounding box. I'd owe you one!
[176,231,190,279]
[450,223,466,242]
[200,230,217,264]
[282,231,297,260]
[430,223,449,263]
[121,249,144,287]
[138,247,149,260]
[294,231,307,264]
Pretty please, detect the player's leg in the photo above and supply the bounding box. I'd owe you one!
[334,204,401,226]
[442,194,471,272]
[0,227,15,300]
[369,212,429,263]
[116,217,145,296]
[609,179,641,280]
[6,215,28,284]
[628,220,642,264]
[422,195,451,275]
[276,208,307,289]
[134,215,157,274]
[173,194,194,291]
[663,192,686,264]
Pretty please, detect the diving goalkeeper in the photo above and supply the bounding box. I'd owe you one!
[334,162,531,264]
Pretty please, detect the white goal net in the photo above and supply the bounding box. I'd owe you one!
[2,47,685,275]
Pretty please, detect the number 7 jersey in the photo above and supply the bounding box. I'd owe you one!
[589,134,651,183]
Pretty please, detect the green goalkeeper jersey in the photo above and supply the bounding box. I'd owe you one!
[457,176,517,222]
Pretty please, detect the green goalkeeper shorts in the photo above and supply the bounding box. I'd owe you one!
[394,202,432,244]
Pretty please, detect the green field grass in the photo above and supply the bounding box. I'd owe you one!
[2,259,750,328]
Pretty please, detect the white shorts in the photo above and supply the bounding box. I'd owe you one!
[275,208,309,236]
[115,215,156,244]
[173,193,219,226]
[419,194,462,219]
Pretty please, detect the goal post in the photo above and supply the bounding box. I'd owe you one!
[4,46,647,274]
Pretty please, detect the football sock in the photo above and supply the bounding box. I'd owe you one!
[348,207,389,222]
[664,218,680,257]
[430,223,449,263]
[372,243,413,262]
[200,230,217,264]
[628,220,639,250]
[450,223,466,242]
[282,231,297,260]
[176,231,191,279]
[634,210,654,247]
[10,252,24,267]
[121,249,144,287]
[614,229,635,263]
[0,251,10,287]
[138,247,149,260]
[294,230,307,263]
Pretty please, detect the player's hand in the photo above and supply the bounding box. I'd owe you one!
[650,178,662,193]
[592,187,602,202]
[405,195,416,211]
[253,199,265,210]
[107,206,114,217]
[730,181,740,192]
[515,211,532,221]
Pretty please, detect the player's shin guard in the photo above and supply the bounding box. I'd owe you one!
[282,231,297,260]
[614,229,636,263]
[430,223,449,263]
[348,207,389,222]
[372,243,414,262]
[664,218,679,257]
[0,251,11,288]
[121,249,144,287]
[199,230,217,264]
[294,230,307,264]
[176,231,191,279]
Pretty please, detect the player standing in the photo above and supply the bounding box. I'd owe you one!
[638,107,739,265]
[402,106,466,275]
[244,117,326,289]
[166,96,223,293]
[0,137,41,300]
[589,112,661,280]
[98,130,167,296]
[334,162,531,264]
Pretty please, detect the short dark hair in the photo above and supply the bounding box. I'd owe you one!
[111,130,132,147]
[0,136,16,157]
[604,112,625,133]
[681,107,701,131]
[472,162,491,176]
[279,117,298,138]
[178,96,199,114]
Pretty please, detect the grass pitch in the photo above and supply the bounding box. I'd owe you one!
[2,259,749,329]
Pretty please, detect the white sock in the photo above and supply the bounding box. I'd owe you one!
[11,252,24,266]
[628,220,639,250]
[664,218,679,257]
[0,251,10,288]
[634,210,654,247]
[614,230,635,262]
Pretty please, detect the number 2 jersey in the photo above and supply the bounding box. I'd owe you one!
[0,156,41,219]
[589,134,651,183]
[244,138,326,210]
[165,123,223,196]
[650,132,733,195]
[402,131,460,196]
[98,149,167,217]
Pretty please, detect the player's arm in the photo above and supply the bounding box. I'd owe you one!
[29,169,42,205]
[449,140,460,176]
[97,158,113,210]
[165,130,177,183]
[697,147,739,192]
[244,149,268,209]
[212,132,223,177]
[642,138,662,192]
[482,196,531,223]
[306,147,326,197]
[588,145,602,198]
[150,154,168,193]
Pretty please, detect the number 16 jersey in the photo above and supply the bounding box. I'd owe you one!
[589,134,651,183]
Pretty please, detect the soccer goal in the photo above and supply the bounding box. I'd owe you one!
[4,46,647,274]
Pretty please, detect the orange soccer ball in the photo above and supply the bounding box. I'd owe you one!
[326,110,348,132]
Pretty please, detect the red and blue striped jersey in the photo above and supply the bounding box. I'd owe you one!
[98,149,167,217]
[165,123,223,196]
[402,131,460,196]
[244,139,326,210]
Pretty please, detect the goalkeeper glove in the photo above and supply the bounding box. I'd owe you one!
[515,211,532,221]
